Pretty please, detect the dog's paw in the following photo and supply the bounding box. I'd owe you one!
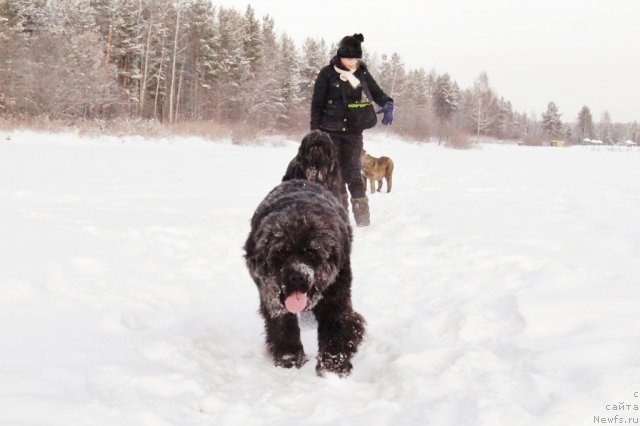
[274,351,308,369]
[315,352,352,378]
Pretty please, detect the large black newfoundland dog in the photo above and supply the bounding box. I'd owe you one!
[244,179,365,377]
[282,130,347,207]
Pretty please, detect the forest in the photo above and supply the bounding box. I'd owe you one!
[1,0,638,146]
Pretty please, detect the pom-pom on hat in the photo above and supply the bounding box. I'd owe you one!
[337,33,364,59]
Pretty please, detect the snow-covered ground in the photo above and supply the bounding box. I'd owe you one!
[1,130,639,425]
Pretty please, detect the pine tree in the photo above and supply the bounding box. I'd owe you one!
[576,105,594,143]
[51,0,122,118]
[251,15,282,128]
[181,0,217,119]
[215,7,249,120]
[627,121,639,143]
[276,33,302,130]
[494,97,514,139]
[242,5,261,75]
[411,69,430,107]
[433,73,459,122]
[397,68,431,138]
[514,111,529,139]
[144,0,174,120]
[2,0,49,35]
[1,0,52,115]
[598,111,613,144]
[299,37,327,105]
[0,0,51,113]
[432,73,460,143]
[541,101,563,139]
[109,0,145,112]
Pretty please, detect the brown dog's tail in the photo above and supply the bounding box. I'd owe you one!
[385,158,394,193]
[386,158,394,174]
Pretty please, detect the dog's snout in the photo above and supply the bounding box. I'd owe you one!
[310,146,322,157]
[287,270,308,291]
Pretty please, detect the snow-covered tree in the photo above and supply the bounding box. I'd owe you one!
[249,15,282,128]
[598,111,613,144]
[541,101,563,139]
[396,68,432,138]
[103,0,145,113]
[180,0,217,119]
[215,7,249,120]
[1,0,49,35]
[627,121,639,143]
[242,5,261,75]
[377,52,406,100]
[468,71,497,140]
[276,33,302,129]
[433,73,459,122]
[432,73,461,144]
[299,37,327,105]
[494,97,515,139]
[576,105,594,142]
[51,0,122,118]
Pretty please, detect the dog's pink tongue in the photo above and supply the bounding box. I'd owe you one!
[285,292,308,314]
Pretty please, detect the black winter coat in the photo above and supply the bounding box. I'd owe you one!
[310,56,393,134]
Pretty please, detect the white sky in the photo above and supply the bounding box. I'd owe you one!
[212,0,640,123]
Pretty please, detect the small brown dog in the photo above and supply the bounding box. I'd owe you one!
[361,150,394,193]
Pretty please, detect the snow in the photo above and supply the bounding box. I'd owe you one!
[1,130,640,425]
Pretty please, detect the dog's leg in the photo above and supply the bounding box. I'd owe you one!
[386,174,392,193]
[313,265,366,377]
[377,178,383,192]
[260,304,307,369]
[339,184,349,210]
[369,176,375,194]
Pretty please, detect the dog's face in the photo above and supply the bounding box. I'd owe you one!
[247,212,344,317]
[298,131,338,183]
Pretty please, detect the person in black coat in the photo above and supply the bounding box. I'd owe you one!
[310,33,394,226]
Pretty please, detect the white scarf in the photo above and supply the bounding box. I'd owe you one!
[333,65,361,89]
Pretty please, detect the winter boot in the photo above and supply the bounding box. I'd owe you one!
[351,196,370,227]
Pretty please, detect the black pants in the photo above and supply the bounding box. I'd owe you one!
[328,132,366,200]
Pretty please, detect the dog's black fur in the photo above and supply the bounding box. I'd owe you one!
[244,179,366,377]
[283,130,347,207]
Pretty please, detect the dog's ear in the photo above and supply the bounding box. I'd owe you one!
[314,231,346,267]
[244,240,260,277]
[299,133,312,156]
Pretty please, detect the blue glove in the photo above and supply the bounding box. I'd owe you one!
[377,101,394,125]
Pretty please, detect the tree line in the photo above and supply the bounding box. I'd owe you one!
[1,0,638,145]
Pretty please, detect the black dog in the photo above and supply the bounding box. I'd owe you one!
[283,130,347,208]
[244,179,366,377]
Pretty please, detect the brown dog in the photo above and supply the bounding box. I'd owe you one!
[361,150,394,193]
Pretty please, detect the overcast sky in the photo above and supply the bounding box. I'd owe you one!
[213,0,639,122]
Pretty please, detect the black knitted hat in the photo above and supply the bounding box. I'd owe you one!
[337,33,364,59]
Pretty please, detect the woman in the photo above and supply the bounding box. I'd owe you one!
[310,33,394,227]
